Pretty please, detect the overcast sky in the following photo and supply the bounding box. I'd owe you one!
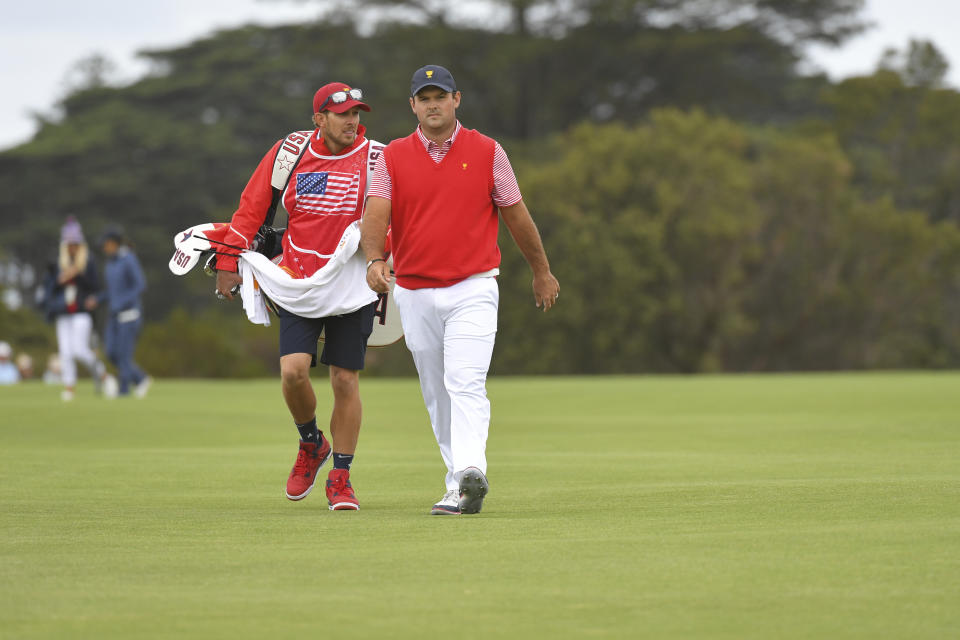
[2,0,959,150]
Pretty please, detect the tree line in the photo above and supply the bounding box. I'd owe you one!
[1,0,958,375]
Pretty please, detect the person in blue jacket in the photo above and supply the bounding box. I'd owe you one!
[98,227,151,398]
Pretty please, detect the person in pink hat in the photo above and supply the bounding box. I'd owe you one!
[42,217,114,401]
[214,83,384,511]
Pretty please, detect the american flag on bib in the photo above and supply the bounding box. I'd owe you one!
[295,171,360,216]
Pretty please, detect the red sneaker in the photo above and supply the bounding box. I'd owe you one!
[285,436,331,501]
[326,469,359,510]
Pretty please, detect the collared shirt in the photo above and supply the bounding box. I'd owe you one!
[367,121,522,207]
[417,120,462,163]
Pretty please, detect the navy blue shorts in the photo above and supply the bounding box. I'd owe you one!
[277,302,375,370]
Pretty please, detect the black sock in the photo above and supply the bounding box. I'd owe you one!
[296,418,320,443]
[332,453,354,470]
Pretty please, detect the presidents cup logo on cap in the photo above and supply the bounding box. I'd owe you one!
[411,65,456,96]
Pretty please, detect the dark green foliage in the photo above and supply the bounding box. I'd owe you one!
[0,306,58,377]
[814,54,960,223]
[497,111,960,373]
[136,307,279,378]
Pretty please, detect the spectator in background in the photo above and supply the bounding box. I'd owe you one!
[42,217,113,401]
[98,226,150,398]
[0,341,20,385]
[42,353,62,385]
[15,352,34,380]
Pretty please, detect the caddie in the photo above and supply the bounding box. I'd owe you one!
[216,82,384,510]
[361,65,560,515]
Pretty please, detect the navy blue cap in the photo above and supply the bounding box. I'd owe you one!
[98,225,124,245]
[410,65,456,96]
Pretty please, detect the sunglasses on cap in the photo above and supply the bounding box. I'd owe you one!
[317,88,363,112]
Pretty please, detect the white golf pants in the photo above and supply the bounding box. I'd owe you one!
[55,313,102,387]
[394,277,498,491]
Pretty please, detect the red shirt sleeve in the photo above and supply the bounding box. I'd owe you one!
[217,140,283,272]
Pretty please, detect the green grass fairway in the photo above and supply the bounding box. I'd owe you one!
[1,373,958,639]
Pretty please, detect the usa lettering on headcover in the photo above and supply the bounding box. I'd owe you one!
[173,248,191,268]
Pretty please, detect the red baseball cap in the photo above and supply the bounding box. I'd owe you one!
[312,82,370,114]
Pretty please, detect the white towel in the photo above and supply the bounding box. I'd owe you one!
[239,266,271,325]
[238,221,377,326]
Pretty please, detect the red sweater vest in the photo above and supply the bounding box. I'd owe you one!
[386,128,500,289]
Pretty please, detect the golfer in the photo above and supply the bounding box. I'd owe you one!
[361,65,560,515]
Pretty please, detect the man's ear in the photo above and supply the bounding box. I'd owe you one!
[313,112,324,128]
[453,91,462,108]
[409,97,417,114]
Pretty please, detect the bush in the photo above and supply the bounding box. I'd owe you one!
[138,307,278,378]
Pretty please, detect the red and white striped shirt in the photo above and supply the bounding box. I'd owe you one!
[367,121,522,207]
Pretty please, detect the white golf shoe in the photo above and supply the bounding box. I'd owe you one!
[431,489,460,515]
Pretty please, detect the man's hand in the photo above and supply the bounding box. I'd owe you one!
[533,271,560,313]
[499,200,559,313]
[216,270,243,300]
[360,196,392,294]
[366,260,391,294]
